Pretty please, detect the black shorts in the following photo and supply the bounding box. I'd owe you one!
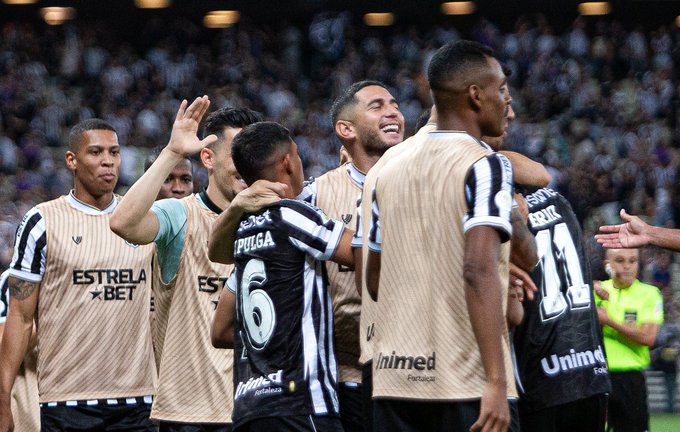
[339,381,364,432]
[159,420,233,432]
[519,393,608,432]
[608,371,648,432]
[235,415,343,432]
[362,361,373,432]
[41,399,155,432]
[373,398,519,432]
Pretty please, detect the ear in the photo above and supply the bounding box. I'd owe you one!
[282,152,293,175]
[335,120,356,141]
[469,84,482,111]
[65,151,77,172]
[200,147,214,170]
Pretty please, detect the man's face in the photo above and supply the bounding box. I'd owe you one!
[607,248,640,288]
[157,159,193,200]
[478,57,512,140]
[481,104,515,150]
[211,127,248,203]
[68,129,120,201]
[349,85,405,155]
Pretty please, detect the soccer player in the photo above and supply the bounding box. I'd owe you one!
[596,209,680,252]
[0,270,39,432]
[512,187,610,432]
[364,40,528,432]
[309,79,404,432]
[144,145,194,200]
[209,121,354,432]
[0,119,156,431]
[110,97,262,431]
[594,248,663,432]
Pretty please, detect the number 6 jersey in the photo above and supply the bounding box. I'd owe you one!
[228,199,344,427]
[513,188,610,412]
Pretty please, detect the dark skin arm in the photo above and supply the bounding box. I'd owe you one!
[211,288,236,349]
[465,226,510,432]
[366,249,381,301]
[0,277,39,432]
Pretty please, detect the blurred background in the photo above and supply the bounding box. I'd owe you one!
[2,0,680,416]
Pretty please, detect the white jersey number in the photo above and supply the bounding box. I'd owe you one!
[240,259,276,350]
[535,223,590,322]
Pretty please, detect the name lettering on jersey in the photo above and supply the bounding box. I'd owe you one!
[234,369,286,400]
[376,351,436,372]
[73,268,146,302]
[234,231,275,255]
[525,188,558,207]
[540,345,607,377]
[238,211,273,231]
[528,205,563,229]
[197,276,228,293]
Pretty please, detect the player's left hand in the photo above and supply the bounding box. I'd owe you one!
[470,382,510,432]
[167,96,217,158]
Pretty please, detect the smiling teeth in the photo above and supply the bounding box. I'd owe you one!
[382,125,399,133]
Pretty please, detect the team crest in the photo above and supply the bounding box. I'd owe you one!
[72,236,82,244]
[341,214,353,225]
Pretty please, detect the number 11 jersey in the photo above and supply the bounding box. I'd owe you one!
[229,199,344,427]
[513,188,610,412]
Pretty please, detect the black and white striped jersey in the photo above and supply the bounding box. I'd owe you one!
[9,205,48,283]
[229,198,344,427]
[513,188,610,412]
[1,269,8,323]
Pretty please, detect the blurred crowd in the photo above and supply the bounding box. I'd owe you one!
[2,13,680,321]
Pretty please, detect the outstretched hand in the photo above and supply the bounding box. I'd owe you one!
[167,96,217,157]
[594,209,650,249]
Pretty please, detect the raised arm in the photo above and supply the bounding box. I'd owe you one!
[0,277,39,432]
[596,209,680,252]
[110,96,216,244]
[208,181,287,264]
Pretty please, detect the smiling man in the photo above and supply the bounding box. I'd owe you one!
[301,80,405,432]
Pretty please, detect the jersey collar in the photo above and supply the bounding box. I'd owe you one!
[198,190,224,214]
[67,190,117,215]
[346,163,366,188]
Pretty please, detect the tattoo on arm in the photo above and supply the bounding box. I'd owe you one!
[9,278,38,301]
[512,213,537,258]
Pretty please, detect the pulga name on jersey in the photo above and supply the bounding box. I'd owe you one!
[72,268,146,301]
[234,211,276,256]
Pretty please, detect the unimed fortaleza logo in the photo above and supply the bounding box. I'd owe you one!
[376,351,436,371]
[72,268,146,301]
